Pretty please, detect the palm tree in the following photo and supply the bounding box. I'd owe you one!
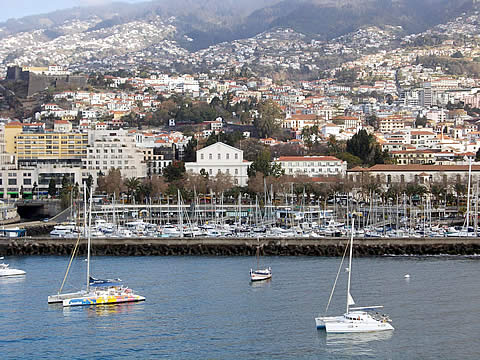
[429,183,444,207]
[453,183,467,209]
[124,177,140,203]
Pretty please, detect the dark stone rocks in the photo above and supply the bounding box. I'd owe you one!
[1,238,479,257]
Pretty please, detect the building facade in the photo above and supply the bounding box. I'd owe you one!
[83,129,147,181]
[274,156,347,177]
[185,142,251,186]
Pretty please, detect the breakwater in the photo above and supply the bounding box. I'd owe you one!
[1,237,479,256]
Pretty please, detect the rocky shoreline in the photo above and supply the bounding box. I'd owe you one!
[0,237,479,257]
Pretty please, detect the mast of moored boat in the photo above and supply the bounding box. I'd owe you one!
[83,182,87,238]
[86,184,93,293]
[346,217,354,314]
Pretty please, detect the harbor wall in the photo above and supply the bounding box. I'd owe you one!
[0,237,479,257]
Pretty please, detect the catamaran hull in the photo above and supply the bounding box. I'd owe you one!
[315,316,344,329]
[48,291,89,304]
[63,294,146,307]
[325,322,394,333]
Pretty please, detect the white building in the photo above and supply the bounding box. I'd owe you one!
[185,142,251,186]
[84,129,147,183]
[274,156,347,177]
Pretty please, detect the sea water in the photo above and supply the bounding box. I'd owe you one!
[0,255,479,359]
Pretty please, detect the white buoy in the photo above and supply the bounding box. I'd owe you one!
[404,274,410,278]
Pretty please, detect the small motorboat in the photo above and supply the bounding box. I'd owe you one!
[250,267,272,281]
[0,263,26,277]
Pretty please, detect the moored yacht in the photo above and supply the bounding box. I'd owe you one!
[0,262,26,277]
[315,217,394,333]
[63,278,145,307]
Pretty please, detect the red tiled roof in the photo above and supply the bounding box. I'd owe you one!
[348,164,480,172]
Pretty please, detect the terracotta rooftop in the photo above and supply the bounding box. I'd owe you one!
[348,164,480,172]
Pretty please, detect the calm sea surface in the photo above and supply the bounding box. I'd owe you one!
[0,254,479,359]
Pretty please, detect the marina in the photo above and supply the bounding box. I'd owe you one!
[39,193,480,239]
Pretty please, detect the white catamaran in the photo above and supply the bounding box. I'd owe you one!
[49,184,145,307]
[315,217,394,333]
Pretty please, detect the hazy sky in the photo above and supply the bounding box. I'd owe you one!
[0,0,146,23]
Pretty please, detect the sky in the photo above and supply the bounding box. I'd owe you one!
[0,0,146,23]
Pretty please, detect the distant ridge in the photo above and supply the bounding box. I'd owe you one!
[0,0,476,50]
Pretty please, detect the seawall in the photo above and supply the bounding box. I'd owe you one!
[0,237,479,256]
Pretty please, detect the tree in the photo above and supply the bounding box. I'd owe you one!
[253,99,284,138]
[451,51,464,59]
[366,115,379,130]
[415,115,428,128]
[238,138,266,161]
[124,177,141,203]
[163,161,186,183]
[97,168,124,197]
[301,125,319,149]
[60,174,77,209]
[183,138,197,162]
[346,129,388,166]
[149,175,168,200]
[209,172,234,195]
[248,173,265,194]
[248,148,285,178]
[184,171,208,195]
[48,178,57,197]
[86,175,93,195]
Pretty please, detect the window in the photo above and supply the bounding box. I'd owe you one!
[218,153,221,160]
[8,178,16,185]
[235,169,238,175]
[209,169,212,175]
[235,153,238,160]
[24,178,31,185]
[200,154,204,160]
[209,154,212,160]
[226,153,230,160]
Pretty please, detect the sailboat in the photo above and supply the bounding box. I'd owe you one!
[48,185,89,304]
[63,187,145,307]
[250,238,272,281]
[315,217,394,333]
[49,184,145,307]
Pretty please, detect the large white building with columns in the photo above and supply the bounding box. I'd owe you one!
[185,142,251,186]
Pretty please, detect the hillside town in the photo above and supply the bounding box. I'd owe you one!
[1,9,480,210]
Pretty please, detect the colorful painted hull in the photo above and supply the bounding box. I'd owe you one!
[63,293,145,307]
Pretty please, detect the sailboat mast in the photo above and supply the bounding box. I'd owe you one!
[86,184,93,292]
[346,216,354,314]
[466,157,472,231]
[83,182,87,238]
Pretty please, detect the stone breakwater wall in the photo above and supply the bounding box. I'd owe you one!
[0,237,479,257]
